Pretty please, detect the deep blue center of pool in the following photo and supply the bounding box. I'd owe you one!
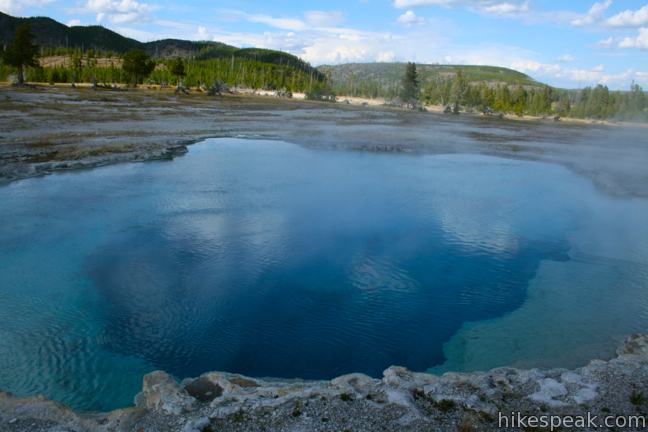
[2,138,636,411]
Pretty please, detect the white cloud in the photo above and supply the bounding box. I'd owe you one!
[607,4,648,27]
[226,10,345,31]
[509,60,647,87]
[0,0,18,14]
[377,51,396,62]
[304,10,344,27]
[397,10,425,25]
[436,45,546,71]
[288,30,409,64]
[597,69,645,86]
[568,67,626,84]
[207,9,446,64]
[556,54,575,62]
[196,26,210,40]
[618,27,648,49]
[596,36,616,47]
[67,19,82,26]
[0,0,17,14]
[393,0,452,7]
[246,13,307,31]
[0,0,52,15]
[393,0,531,17]
[205,19,447,66]
[82,0,155,24]
[479,1,529,16]
[566,67,597,82]
[301,41,381,64]
[510,59,562,75]
[570,0,612,27]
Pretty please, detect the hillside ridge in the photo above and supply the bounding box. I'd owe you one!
[318,62,542,98]
[0,12,320,77]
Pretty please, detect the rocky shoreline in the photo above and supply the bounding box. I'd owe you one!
[0,141,191,185]
[0,334,646,431]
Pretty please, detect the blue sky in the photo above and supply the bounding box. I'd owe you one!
[1,0,647,89]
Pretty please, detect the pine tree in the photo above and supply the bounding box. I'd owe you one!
[122,49,156,87]
[2,23,39,85]
[450,69,467,106]
[169,57,186,90]
[400,62,420,107]
[629,81,646,114]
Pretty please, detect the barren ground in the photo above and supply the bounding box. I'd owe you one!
[1,85,647,199]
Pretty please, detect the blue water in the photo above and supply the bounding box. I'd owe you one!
[0,138,646,411]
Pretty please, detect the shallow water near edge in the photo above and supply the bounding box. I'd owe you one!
[1,138,647,411]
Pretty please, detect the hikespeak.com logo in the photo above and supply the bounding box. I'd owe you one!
[498,411,646,431]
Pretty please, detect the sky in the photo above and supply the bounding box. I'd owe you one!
[1,0,647,89]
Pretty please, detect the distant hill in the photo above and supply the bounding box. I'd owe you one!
[0,12,322,78]
[0,12,142,53]
[318,63,542,98]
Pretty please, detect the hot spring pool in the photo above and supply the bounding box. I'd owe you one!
[1,138,647,411]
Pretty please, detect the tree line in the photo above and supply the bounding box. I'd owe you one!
[0,23,327,93]
[421,69,646,120]
[398,63,647,121]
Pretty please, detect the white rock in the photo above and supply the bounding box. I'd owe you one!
[138,371,196,415]
[182,416,210,432]
[529,378,568,407]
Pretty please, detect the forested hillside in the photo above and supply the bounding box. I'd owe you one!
[418,68,647,121]
[0,11,325,92]
[0,12,323,79]
[0,12,141,53]
[323,62,647,121]
[319,62,539,98]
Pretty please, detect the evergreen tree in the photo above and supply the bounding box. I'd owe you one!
[421,81,440,105]
[494,85,511,112]
[542,86,553,112]
[70,51,83,87]
[511,86,526,116]
[440,80,452,105]
[450,69,467,106]
[629,82,646,114]
[169,57,186,89]
[2,23,39,85]
[556,94,571,116]
[480,84,495,109]
[400,62,420,106]
[86,49,98,88]
[122,49,156,87]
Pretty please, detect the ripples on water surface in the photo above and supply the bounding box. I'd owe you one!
[1,138,647,411]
